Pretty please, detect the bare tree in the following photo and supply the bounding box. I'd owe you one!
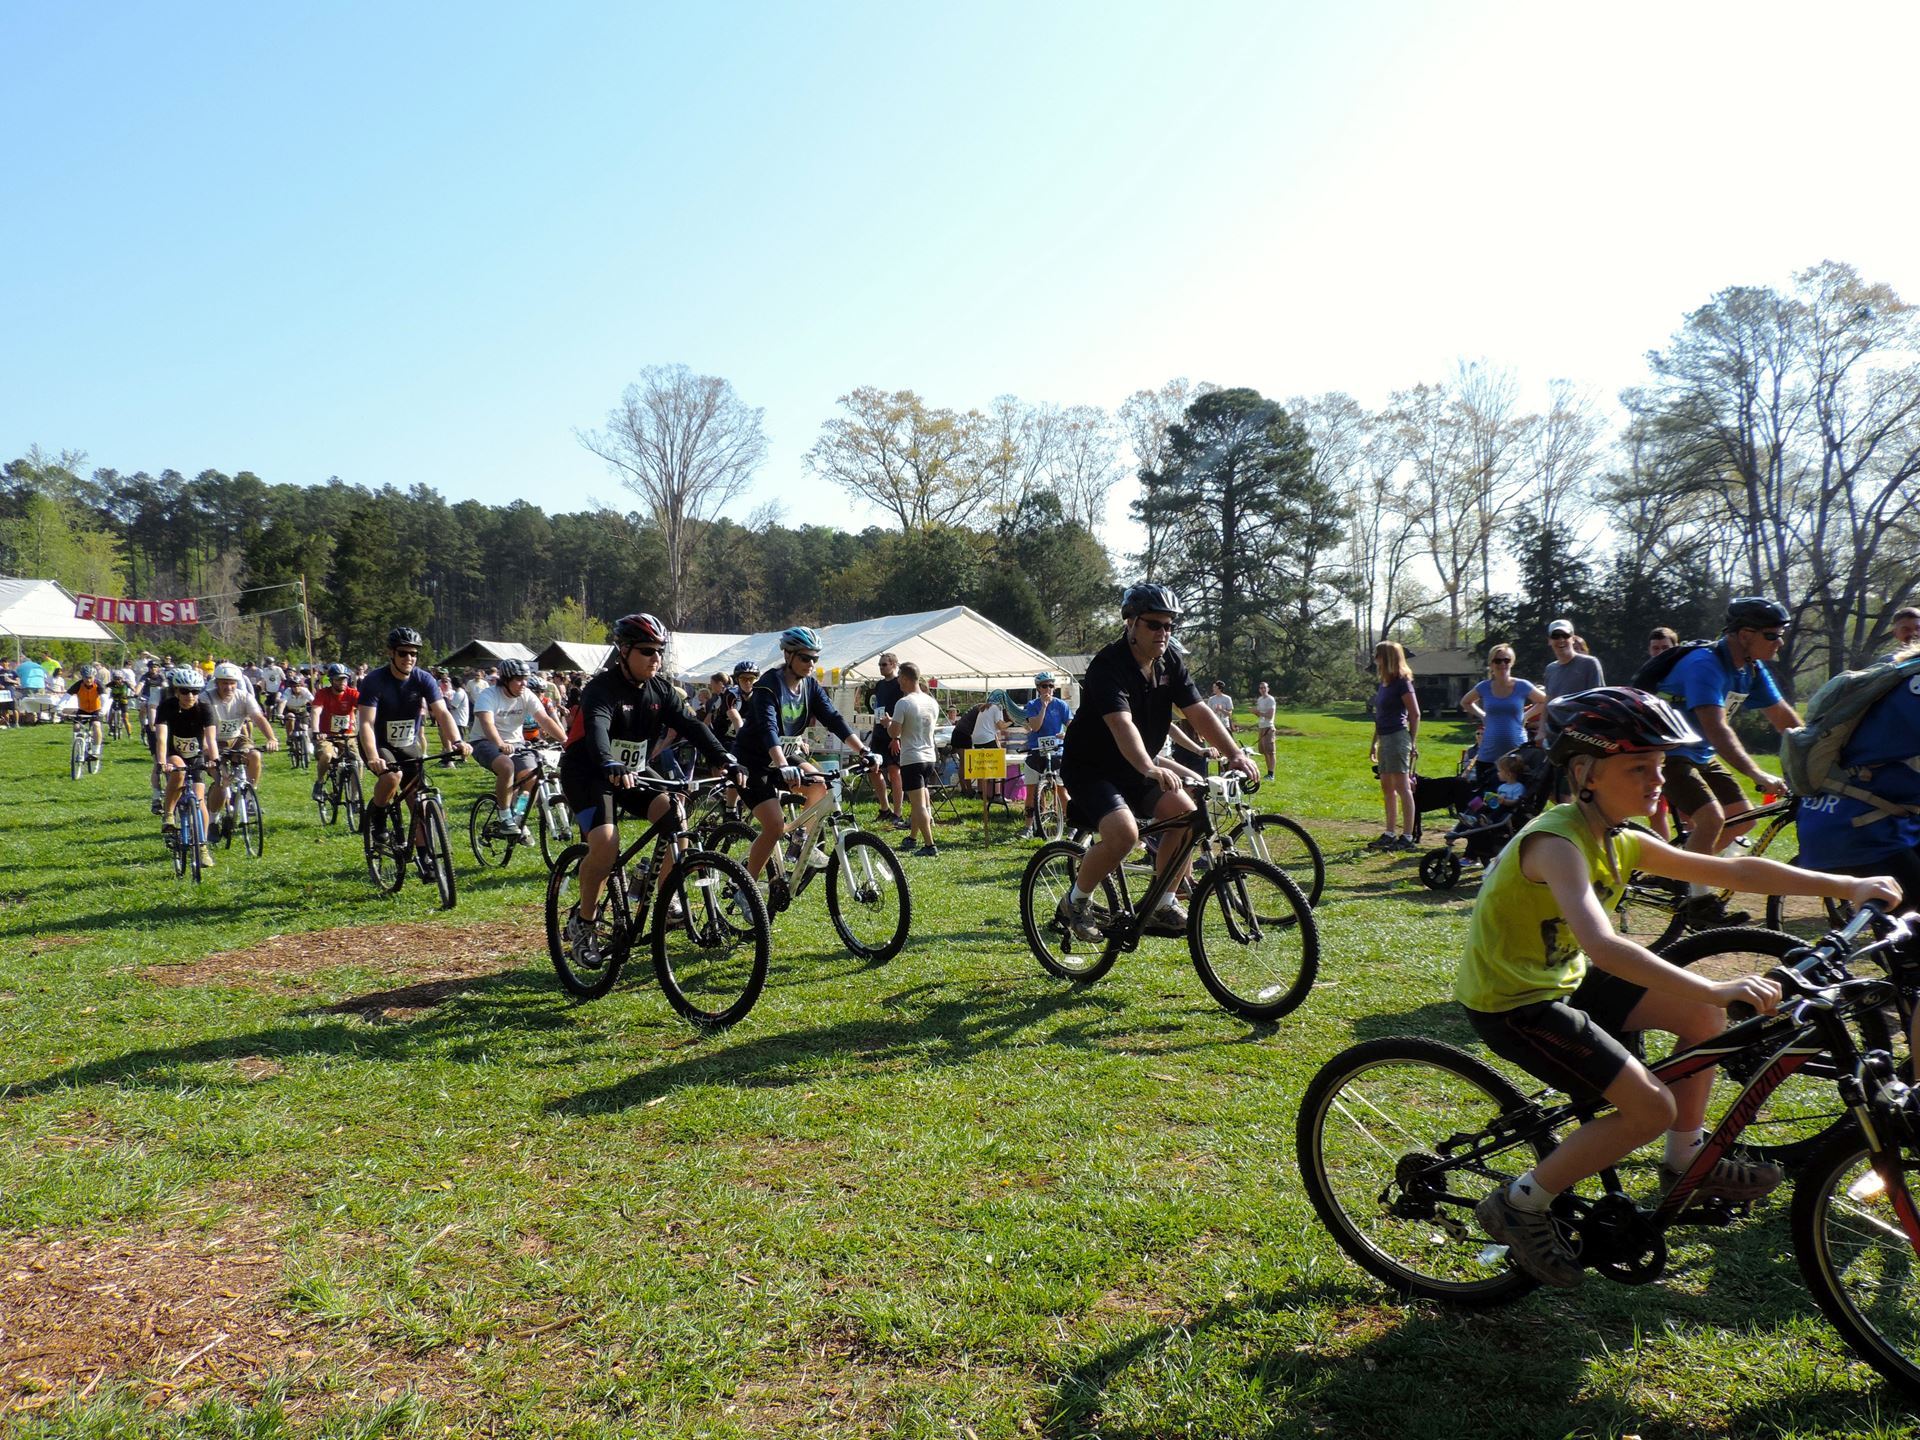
[1388,382,1480,647]
[804,387,990,533]
[1452,360,1530,630]
[1525,379,1607,531]
[975,395,1063,520]
[577,364,766,627]
[1118,378,1215,574]
[1049,404,1122,536]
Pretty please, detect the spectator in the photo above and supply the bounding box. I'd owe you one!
[1883,606,1920,662]
[1251,680,1278,779]
[1530,618,1604,750]
[889,662,942,856]
[1461,643,1543,787]
[1367,641,1419,851]
[1648,626,1678,657]
[970,688,1012,803]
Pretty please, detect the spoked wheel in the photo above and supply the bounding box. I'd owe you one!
[1765,857,1854,939]
[70,733,85,781]
[1188,855,1319,1021]
[1297,1036,1548,1305]
[87,742,102,775]
[537,791,573,870]
[652,849,769,1029]
[426,804,458,910]
[1657,927,1893,1168]
[169,820,188,878]
[364,805,407,895]
[1036,782,1068,842]
[239,788,264,858]
[1228,813,1326,907]
[469,796,514,868]
[1419,848,1462,891]
[1018,839,1120,983]
[825,831,911,963]
[185,809,205,885]
[1615,874,1687,951]
[705,821,758,864]
[546,844,633,999]
[1793,1133,1920,1394]
[316,775,338,826]
[342,768,364,833]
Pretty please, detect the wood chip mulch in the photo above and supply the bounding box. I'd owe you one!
[140,918,544,993]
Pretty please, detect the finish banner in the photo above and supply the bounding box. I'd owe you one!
[73,594,202,626]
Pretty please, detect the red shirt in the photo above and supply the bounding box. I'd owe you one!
[313,686,361,735]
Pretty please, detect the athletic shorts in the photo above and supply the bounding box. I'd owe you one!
[738,764,825,811]
[1023,749,1062,781]
[900,761,934,795]
[867,725,899,763]
[1062,765,1163,834]
[1464,967,1649,1103]
[473,738,536,772]
[1662,754,1746,818]
[1375,729,1414,775]
[558,758,656,833]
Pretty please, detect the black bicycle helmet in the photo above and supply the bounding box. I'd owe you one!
[732,659,759,676]
[386,625,423,649]
[1724,596,1790,632]
[1120,582,1182,620]
[498,658,529,681]
[1546,687,1701,764]
[612,612,669,647]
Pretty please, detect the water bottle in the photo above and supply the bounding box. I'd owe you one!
[511,791,532,821]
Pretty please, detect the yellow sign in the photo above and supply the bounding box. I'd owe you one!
[963,747,1007,780]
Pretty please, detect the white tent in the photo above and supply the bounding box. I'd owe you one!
[534,640,612,674]
[0,577,119,653]
[674,632,748,680]
[440,638,536,669]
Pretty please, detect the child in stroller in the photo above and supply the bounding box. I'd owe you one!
[1418,744,1551,889]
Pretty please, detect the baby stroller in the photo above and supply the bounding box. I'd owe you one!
[1417,745,1552,890]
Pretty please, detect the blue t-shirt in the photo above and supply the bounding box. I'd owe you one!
[1374,676,1413,734]
[1470,678,1534,760]
[1661,640,1783,765]
[1795,671,1920,867]
[356,665,443,753]
[1022,696,1071,750]
[736,670,854,766]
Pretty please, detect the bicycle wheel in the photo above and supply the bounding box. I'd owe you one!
[469,796,512,867]
[1297,1035,1548,1306]
[652,849,769,1029]
[426,803,457,910]
[1764,855,1853,938]
[1792,1132,1920,1393]
[1657,927,1893,1168]
[87,742,101,775]
[342,768,364,832]
[185,806,204,885]
[70,733,84,781]
[538,791,573,870]
[826,831,911,963]
[1188,855,1319,1021]
[704,820,757,863]
[1018,839,1121,983]
[546,843,633,999]
[240,789,264,858]
[1036,781,1067,842]
[169,817,187,878]
[364,805,406,895]
[1230,812,1325,907]
[317,774,338,826]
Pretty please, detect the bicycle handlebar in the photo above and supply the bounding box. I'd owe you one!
[1728,903,1910,1020]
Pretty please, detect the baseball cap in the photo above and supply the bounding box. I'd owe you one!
[1547,619,1574,637]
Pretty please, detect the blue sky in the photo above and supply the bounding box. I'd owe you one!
[6,1,1918,539]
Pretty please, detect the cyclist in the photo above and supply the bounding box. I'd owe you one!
[281,668,314,751]
[736,626,878,888]
[1018,671,1072,839]
[207,662,279,834]
[1054,584,1257,940]
[472,658,566,839]
[865,652,907,827]
[357,628,471,835]
[310,664,362,802]
[153,667,220,869]
[1458,687,1898,1290]
[1656,596,1802,925]
[68,664,106,765]
[108,665,135,737]
[558,613,743,961]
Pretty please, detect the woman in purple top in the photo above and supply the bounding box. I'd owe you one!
[1461,642,1542,786]
[1367,641,1420,850]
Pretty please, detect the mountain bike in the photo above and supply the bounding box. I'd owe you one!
[1296,905,1920,1394]
[469,747,572,870]
[315,740,365,831]
[706,755,912,964]
[1021,777,1319,1021]
[362,750,462,910]
[69,719,100,779]
[545,772,771,1028]
[286,718,311,769]
[1614,792,1804,947]
[1111,754,1324,905]
[107,702,130,742]
[212,748,266,859]
[163,760,212,884]
[1027,736,1069,840]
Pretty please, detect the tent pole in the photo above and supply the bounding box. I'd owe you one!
[300,575,314,662]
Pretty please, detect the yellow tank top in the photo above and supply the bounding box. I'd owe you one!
[1453,803,1645,1013]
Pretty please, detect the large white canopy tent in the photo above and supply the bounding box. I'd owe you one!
[0,577,119,655]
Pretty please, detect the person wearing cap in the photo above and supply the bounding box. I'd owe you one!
[1018,672,1072,838]
[1530,619,1605,751]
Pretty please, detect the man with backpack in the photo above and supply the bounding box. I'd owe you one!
[1645,597,1801,926]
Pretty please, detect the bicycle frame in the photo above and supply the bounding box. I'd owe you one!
[763,765,859,900]
[598,775,729,924]
[1090,784,1219,941]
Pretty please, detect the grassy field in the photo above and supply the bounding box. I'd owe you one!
[0,707,1910,1439]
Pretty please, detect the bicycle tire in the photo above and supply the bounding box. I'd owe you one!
[469,796,511,868]
[364,805,406,895]
[1018,839,1122,983]
[186,806,204,885]
[1656,926,1893,1168]
[546,843,632,999]
[1297,1035,1547,1306]
[343,768,364,832]
[169,820,187,878]
[427,803,457,910]
[704,820,759,864]
[538,792,572,870]
[1227,812,1325,908]
[826,831,911,963]
[87,743,101,775]
[1188,855,1318,1021]
[1792,1131,1920,1393]
[241,788,264,858]
[317,776,338,826]
[652,849,769,1029]
[70,734,84,781]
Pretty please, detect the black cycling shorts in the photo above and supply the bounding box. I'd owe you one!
[1062,765,1164,835]
[900,761,935,795]
[1464,967,1649,1104]
[559,757,658,834]
[867,725,898,763]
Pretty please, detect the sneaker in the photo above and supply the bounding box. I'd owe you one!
[1395,834,1420,851]
[1017,821,1037,840]
[310,781,325,802]
[197,845,216,870]
[808,846,831,871]
[1661,1151,1783,1204]
[889,814,912,831]
[1682,894,1751,929]
[151,797,165,816]
[1474,1187,1582,1290]
[563,911,603,969]
[161,821,178,840]
[917,843,938,858]
[1053,893,1106,943]
[1365,832,1397,851]
[1142,900,1189,937]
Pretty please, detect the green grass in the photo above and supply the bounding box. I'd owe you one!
[0,709,1908,1438]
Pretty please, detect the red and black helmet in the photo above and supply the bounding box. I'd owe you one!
[612,613,669,647]
[1547,686,1700,765]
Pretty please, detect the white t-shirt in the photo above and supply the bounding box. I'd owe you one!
[445,685,471,730]
[1252,694,1277,730]
[282,682,313,713]
[971,703,1005,746]
[208,689,265,743]
[1207,693,1234,722]
[259,665,284,696]
[470,684,537,745]
[893,690,941,767]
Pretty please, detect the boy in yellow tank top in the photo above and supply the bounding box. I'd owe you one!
[1457,687,1900,1290]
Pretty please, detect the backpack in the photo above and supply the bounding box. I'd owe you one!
[951,703,984,752]
[1630,638,1717,695]
[1779,655,1920,827]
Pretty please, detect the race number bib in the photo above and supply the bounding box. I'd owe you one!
[171,735,201,759]
[329,712,353,734]
[217,717,248,741]
[384,719,423,753]
[610,738,648,770]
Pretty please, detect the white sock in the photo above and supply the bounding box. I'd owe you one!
[1068,883,1088,905]
[1664,1127,1706,1170]
[1687,881,1711,898]
[1507,1170,1556,1212]
[1157,893,1183,912]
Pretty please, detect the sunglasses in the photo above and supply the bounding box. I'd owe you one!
[790,652,820,662]
[1136,617,1176,634]
[627,646,664,658]
[394,648,420,658]
[1755,630,1786,643]
[1490,657,1513,665]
